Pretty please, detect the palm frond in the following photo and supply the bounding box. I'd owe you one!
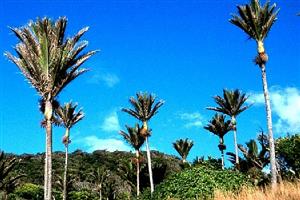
[6,17,97,100]
[230,0,279,42]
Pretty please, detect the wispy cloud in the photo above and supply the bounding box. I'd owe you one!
[250,87,300,134]
[101,111,121,132]
[81,135,130,152]
[88,72,120,88]
[178,112,204,128]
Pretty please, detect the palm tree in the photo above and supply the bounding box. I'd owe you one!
[122,92,164,194]
[88,167,110,200]
[227,131,270,185]
[204,114,232,170]
[119,124,145,196]
[173,139,194,163]
[207,89,250,166]
[56,102,84,200]
[229,0,279,187]
[0,151,24,200]
[5,17,97,199]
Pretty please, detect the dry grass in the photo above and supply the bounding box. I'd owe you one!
[160,181,300,200]
[214,181,300,200]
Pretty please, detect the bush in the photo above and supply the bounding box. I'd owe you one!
[68,190,97,200]
[141,165,251,199]
[14,183,43,200]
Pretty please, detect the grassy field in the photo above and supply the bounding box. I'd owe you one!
[214,181,300,200]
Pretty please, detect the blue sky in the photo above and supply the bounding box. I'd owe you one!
[0,0,300,164]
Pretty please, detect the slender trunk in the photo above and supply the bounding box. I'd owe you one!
[63,143,68,200]
[145,136,154,194]
[221,150,224,170]
[136,150,140,197]
[231,116,239,165]
[219,137,225,170]
[260,64,277,188]
[99,184,102,200]
[45,100,53,200]
[44,133,48,199]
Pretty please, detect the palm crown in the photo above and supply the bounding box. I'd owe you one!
[207,89,250,120]
[56,102,84,129]
[122,92,164,123]
[5,17,97,101]
[173,139,194,162]
[204,114,232,139]
[230,0,279,53]
[119,124,145,151]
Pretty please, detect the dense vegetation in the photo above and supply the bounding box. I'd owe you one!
[141,166,251,199]
[2,150,182,199]
[1,133,300,199]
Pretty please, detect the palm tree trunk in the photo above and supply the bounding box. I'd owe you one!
[63,143,68,200]
[44,100,53,200]
[261,64,277,188]
[145,136,154,194]
[231,116,239,165]
[99,184,102,200]
[221,150,224,170]
[136,150,140,197]
[44,133,48,199]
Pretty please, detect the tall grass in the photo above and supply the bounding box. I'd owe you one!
[214,181,300,200]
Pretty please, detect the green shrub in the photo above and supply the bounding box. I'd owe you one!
[68,190,97,200]
[141,165,251,199]
[14,183,43,200]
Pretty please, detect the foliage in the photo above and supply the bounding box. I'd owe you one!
[6,150,181,198]
[0,151,24,197]
[173,138,194,162]
[5,17,96,100]
[192,156,223,170]
[227,131,269,185]
[122,92,164,123]
[14,183,43,200]
[141,166,251,199]
[207,89,250,118]
[276,134,300,179]
[119,124,145,151]
[68,190,97,200]
[229,0,279,43]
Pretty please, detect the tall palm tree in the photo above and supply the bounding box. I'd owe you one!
[207,89,250,166]
[204,114,232,170]
[229,0,279,187]
[56,102,84,200]
[5,17,97,199]
[122,92,164,194]
[119,124,145,196]
[173,138,194,163]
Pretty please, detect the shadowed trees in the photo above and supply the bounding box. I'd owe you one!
[119,124,145,196]
[0,151,24,200]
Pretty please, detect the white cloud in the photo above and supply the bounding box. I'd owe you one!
[250,87,300,133]
[88,72,120,88]
[179,112,203,128]
[101,111,121,132]
[81,135,131,152]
